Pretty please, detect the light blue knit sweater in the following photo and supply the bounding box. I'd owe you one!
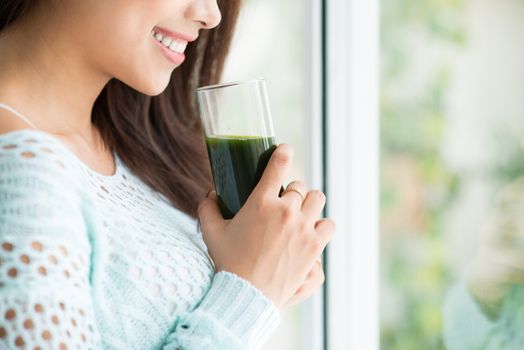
[0,129,280,349]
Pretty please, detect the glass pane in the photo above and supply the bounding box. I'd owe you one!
[222,0,311,349]
[381,0,524,349]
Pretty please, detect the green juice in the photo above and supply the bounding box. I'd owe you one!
[206,135,280,219]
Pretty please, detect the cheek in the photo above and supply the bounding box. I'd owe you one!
[88,2,184,95]
[108,28,176,95]
[99,19,179,95]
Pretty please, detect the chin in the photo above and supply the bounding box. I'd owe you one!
[129,73,173,97]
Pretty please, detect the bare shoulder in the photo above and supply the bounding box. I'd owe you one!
[0,109,35,136]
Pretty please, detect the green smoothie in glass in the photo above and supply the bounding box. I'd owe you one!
[197,78,280,219]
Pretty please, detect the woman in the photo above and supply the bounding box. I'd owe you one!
[444,178,524,349]
[0,1,335,349]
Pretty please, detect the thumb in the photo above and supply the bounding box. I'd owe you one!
[252,144,293,198]
[198,191,225,246]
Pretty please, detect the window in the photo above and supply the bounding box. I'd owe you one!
[324,0,379,349]
[221,0,524,348]
[223,0,323,348]
[381,0,524,349]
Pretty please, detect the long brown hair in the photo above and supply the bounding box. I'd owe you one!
[0,0,241,218]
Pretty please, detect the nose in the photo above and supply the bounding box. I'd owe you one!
[186,0,222,30]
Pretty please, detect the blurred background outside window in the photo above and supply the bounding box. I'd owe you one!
[381,0,524,348]
[221,0,524,348]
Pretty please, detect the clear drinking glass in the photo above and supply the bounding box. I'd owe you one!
[196,78,280,219]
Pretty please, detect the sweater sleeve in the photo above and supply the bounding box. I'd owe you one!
[163,271,281,350]
[0,138,102,349]
[443,282,524,349]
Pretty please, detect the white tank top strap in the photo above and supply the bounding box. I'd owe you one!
[0,103,38,129]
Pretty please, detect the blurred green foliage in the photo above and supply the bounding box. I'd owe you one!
[380,0,466,349]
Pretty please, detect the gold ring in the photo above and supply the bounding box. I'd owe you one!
[282,187,305,202]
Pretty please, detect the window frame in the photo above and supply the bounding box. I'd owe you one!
[301,0,325,349]
[323,0,380,349]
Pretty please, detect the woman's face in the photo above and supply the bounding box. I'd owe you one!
[56,0,221,95]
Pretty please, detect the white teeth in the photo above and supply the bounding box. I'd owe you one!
[161,37,172,46]
[154,32,164,41]
[152,30,188,54]
[169,41,187,53]
[168,41,178,51]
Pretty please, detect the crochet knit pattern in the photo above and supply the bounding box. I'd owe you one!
[0,129,280,350]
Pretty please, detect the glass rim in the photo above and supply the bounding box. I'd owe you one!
[196,77,265,92]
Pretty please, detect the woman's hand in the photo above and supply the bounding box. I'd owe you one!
[467,178,524,319]
[198,144,335,309]
[280,257,325,309]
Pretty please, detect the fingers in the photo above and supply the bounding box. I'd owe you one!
[315,218,336,245]
[281,180,307,207]
[283,260,325,309]
[198,190,226,245]
[302,189,326,220]
[253,144,293,198]
[280,181,326,223]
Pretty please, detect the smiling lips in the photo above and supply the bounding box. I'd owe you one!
[151,27,197,65]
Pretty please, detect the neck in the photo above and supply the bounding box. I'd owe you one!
[0,4,111,145]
